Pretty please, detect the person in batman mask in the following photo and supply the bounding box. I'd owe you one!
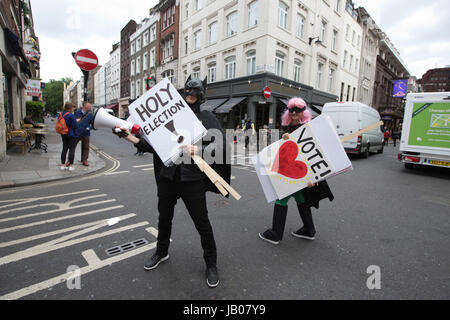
[114,76,231,288]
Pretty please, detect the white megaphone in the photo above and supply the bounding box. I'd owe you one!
[92,108,141,135]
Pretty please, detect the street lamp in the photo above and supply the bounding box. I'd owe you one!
[308,36,322,45]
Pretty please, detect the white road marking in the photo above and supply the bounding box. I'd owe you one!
[82,249,101,266]
[133,164,154,168]
[142,168,154,171]
[0,213,137,248]
[0,221,149,266]
[104,171,130,175]
[0,199,117,223]
[0,242,157,300]
[145,227,158,238]
[0,205,124,233]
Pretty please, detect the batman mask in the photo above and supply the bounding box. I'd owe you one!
[183,76,207,106]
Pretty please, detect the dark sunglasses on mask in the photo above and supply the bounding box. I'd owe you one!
[289,106,306,113]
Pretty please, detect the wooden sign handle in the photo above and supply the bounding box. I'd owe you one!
[340,121,384,143]
[192,155,241,200]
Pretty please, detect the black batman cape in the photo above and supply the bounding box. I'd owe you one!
[139,109,231,197]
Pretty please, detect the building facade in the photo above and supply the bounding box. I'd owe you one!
[130,12,159,101]
[155,0,179,88]
[110,42,120,106]
[372,36,410,131]
[119,20,137,118]
[419,67,450,93]
[1,0,39,160]
[178,0,340,129]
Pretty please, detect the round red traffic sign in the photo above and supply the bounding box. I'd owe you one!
[74,49,98,71]
[263,86,271,99]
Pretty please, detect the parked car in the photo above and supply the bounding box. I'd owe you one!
[322,102,384,157]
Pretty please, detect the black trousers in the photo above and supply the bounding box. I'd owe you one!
[156,178,217,267]
[61,135,77,165]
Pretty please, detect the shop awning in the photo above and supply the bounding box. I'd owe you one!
[201,98,229,112]
[106,103,118,110]
[214,97,246,114]
[4,28,27,61]
[279,98,321,118]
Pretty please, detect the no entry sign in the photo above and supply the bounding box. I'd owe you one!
[74,49,98,71]
[263,86,271,99]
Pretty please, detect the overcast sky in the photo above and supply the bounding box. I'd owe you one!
[32,0,449,83]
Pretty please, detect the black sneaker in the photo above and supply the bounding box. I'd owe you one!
[206,266,219,288]
[144,253,169,271]
[258,229,280,245]
[291,227,315,240]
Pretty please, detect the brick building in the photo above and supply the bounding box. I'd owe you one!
[419,67,450,92]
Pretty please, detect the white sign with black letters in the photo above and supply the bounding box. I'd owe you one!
[128,78,207,166]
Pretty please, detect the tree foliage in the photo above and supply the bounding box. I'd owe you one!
[26,101,45,121]
[41,78,72,116]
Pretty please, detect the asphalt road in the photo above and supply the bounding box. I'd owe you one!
[0,127,448,300]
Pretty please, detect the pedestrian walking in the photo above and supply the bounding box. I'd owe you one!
[242,118,255,150]
[392,130,400,147]
[114,76,231,288]
[74,101,94,166]
[259,97,334,245]
[57,102,79,171]
[383,130,390,146]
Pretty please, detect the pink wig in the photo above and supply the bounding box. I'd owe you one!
[281,97,312,126]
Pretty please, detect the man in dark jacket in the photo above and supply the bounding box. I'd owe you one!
[74,102,94,166]
[115,76,230,288]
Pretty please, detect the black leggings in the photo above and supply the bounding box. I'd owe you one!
[61,135,77,165]
[156,178,217,267]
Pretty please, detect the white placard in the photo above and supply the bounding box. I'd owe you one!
[128,78,207,166]
[254,114,352,202]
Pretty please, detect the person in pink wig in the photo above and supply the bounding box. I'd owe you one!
[259,97,334,245]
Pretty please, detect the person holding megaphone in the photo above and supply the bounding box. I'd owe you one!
[112,76,230,288]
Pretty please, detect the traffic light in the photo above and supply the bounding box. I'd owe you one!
[146,76,154,91]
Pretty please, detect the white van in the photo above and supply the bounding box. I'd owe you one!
[322,102,384,157]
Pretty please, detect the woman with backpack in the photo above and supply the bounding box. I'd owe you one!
[57,102,79,171]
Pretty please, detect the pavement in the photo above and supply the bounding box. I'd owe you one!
[0,117,106,189]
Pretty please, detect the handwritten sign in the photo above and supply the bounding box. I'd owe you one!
[253,114,352,202]
[128,78,207,166]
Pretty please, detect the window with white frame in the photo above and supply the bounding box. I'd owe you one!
[138,57,142,75]
[143,53,148,71]
[224,56,236,80]
[357,35,361,48]
[131,59,135,76]
[320,19,327,43]
[246,50,256,75]
[150,48,156,67]
[343,50,348,68]
[162,69,175,83]
[150,26,157,42]
[355,58,359,73]
[317,62,324,89]
[227,12,238,36]
[209,22,218,44]
[137,37,142,51]
[248,1,258,28]
[335,0,341,12]
[296,14,305,38]
[171,5,175,25]
[131,42,136,55]
[278,1,288,29]
[131,81,135,99]
[349,55,354,72]
[184,36,189,54]
[275,51,285,77]
[208,63,216,83]
[144,32,149,46]
[328,68,335,92]
[352,30,356,45]
[196,0,203,10]
[136,80,141,97]
[194,30,202,50]
[186,3,189,19]
[294,59,302,82]
[192,67,200,79]
[345,24,350,41]
[332,29,338,51]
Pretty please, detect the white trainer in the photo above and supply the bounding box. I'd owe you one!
[68,166,75,172]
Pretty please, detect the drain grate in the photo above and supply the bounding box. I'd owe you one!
[105,238,149,256]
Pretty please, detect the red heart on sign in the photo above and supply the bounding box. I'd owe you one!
[271,141,308,179]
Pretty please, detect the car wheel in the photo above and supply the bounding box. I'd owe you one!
[377,145,384,154]
[362,145,369,158]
